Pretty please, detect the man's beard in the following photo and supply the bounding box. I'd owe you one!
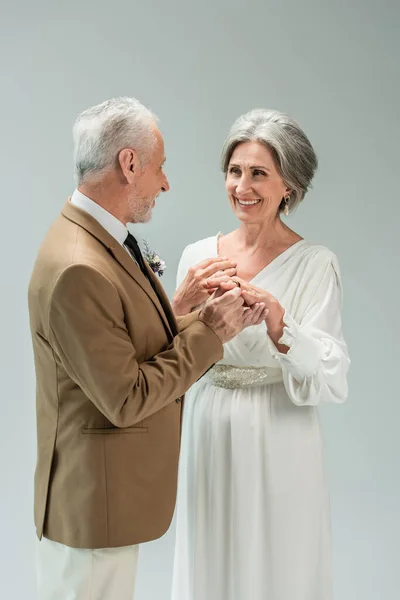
[127,196,155,224]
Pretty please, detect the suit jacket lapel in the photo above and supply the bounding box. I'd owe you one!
[144,263,179,336]
[62,200,174,338]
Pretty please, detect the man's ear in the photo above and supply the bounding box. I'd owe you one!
[118,148,139,182]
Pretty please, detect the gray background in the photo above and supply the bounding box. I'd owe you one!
[1,0,399,598]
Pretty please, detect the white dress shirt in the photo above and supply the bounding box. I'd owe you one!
[70,189,135,260]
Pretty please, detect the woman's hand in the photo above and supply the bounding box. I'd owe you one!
[213,280,270,329]
[172,257,237,316]
[228,278,289,352]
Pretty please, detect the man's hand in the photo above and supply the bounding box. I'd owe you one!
[199,283,268,343]
[172,257,237,316]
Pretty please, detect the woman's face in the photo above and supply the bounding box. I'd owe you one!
[225,141,290,224]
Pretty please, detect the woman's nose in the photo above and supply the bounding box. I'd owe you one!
[235,175,251,195]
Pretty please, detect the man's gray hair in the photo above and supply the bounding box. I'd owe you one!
[221,108,318,213]
[73,97,158,184]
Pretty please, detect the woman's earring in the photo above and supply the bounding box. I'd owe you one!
[283,195,290,216]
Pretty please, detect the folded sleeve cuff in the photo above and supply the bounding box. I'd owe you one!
[267,311,323,379]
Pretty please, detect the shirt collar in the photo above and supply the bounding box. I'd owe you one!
[70,189,128,247]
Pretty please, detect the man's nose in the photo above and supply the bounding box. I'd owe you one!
[161,172,170,193]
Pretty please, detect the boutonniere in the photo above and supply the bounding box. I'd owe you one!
[142,240,166,277]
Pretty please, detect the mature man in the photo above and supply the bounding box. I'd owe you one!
[28,97,261,599]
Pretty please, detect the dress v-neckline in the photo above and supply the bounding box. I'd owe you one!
[215,232,307,284]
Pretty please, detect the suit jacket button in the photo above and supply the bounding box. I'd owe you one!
[175,397,182,403]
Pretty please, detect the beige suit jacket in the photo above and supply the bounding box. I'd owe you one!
[28,200,222,549]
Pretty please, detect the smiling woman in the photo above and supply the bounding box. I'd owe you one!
[221,108,318,216]
[226,140,292,221]
[171,108,350,600]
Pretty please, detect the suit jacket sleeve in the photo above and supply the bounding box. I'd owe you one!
[176,310,201,331]
[48,263,223,427]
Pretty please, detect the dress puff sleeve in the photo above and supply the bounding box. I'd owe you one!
[268,255,350,407]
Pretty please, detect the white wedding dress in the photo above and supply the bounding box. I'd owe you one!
[171,235,350,600]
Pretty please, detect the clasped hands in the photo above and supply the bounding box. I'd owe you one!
[172,257,287,343]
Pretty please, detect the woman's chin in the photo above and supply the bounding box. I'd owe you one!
[233,207,264,223]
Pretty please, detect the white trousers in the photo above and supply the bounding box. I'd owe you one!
[36,536,139,600]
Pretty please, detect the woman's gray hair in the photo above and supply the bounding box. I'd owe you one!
[73,97,158,185]
[221,108,318,213]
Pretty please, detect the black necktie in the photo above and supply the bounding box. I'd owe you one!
[124,232,161,297]
[124,233,178,336]
[124,233,148,276]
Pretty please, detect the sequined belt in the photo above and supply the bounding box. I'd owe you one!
[204,364,283,389]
